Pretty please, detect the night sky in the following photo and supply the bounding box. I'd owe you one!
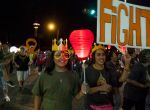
[0,0,149,49]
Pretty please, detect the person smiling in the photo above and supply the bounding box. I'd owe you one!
[83,45,117,110]
[32,49,88,110]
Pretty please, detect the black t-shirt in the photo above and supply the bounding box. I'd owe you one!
[124,63,148,101]
[15,54,29,71]
[106,61,122,87]
[84,65,115,106]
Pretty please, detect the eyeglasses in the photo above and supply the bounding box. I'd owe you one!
[54,50,70,59]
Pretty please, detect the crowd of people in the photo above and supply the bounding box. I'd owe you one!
[0,43,150,110]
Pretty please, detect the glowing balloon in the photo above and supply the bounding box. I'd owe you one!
[69,29,94,60]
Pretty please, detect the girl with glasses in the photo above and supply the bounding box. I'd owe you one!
[32,50,88,110]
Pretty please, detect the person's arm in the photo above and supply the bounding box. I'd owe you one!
[126,79,146,88]
[88,83,112,94]
[88,86,100,94]
[13,55,19,68]
[119,65,130,82]
[75,82,90,100]
[75,90,85,100]
[14,61,19,68]
[75,84,102,100]
[34,96,42,110]
[74,83,112,99]
[119,54,131,82]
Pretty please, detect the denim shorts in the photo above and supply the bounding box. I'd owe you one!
[0,76,8,90]
[17,70,29,81]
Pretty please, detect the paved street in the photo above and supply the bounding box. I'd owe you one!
[0,70,38,110]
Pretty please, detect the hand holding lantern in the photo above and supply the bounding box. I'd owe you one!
[69,29,94,94]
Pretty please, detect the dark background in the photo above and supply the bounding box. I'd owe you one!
[0,0,149,50]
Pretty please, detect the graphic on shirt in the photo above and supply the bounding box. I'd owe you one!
[97,73,107,94]
[97,73,106,86]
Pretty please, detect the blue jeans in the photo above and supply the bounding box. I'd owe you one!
[113,94,121,110]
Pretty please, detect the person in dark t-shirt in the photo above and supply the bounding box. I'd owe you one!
[83,45,116,110]
[14,46,30,91]
[123,49,150,110]
[106,51,122,110]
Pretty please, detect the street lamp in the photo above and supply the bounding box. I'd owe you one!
[47,23,55,31]
[47,22,56,50]
[47,23,57,39]
[47,23,60,40]
[33,22,40,37]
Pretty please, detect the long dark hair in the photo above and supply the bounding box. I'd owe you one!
[139,49,150,64]
[45,51,72,75]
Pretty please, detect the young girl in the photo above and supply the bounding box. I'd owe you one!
[84,45,116,110]
[32,50,87,110]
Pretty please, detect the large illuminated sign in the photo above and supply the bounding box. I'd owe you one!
[97,0,150,49]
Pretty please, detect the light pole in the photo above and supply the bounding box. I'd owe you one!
[33,22,40,49]
[48,23,55,31]
[47,23,56,50]
[47,23,56,38]
[33,22,40,37]
[47,23,60,40]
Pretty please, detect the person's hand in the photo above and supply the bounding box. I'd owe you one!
[15,64,19,68]
[99,83,112,92]
[28,61,32,65]
[81,82,89,95]
[124,53,131,65]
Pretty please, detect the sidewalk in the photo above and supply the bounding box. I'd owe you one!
[0,70,38,110]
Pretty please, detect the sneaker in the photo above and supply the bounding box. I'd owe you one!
[4,95,10,102]
[7,81,16,87]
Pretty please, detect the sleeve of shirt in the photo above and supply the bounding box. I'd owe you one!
[128,64,142,81]
[32,74,44,96]
[72,72,80,97]
[110,71,123,87]
[14,54,19,64]
[105,62,113,70]
[27,56,30,63]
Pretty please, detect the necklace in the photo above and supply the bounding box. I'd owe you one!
[19,55,27,62]
[93,64,104,70]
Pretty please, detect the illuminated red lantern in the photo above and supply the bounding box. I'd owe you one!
[69,29,94,60]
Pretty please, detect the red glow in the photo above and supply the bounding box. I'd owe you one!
[108,45,111,49]
[119,45,126,54]
[69,29,94,60]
